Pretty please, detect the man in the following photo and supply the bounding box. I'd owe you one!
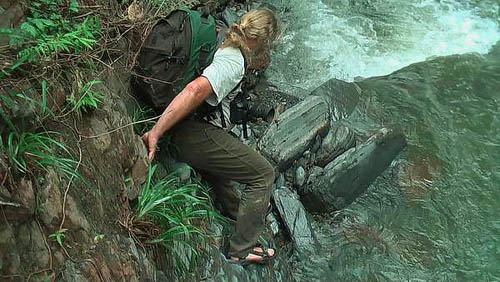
[142,8,279,264]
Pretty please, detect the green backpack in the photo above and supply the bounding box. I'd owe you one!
[132,7,221,113]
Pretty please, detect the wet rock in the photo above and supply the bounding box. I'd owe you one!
[315,125,356,167]
[258,96,330,171]
[310,78,361,122]
[311,134,322,153]
[266,211,280,236]
[172,161,192,184]
[275,173,285,189]
[272,186,320,253]
[200,230,294,282]
[207,221,225,247]
[218,5,239,25]
[294,166,306,187]
[301,128,407,213]
[306,166,324,185]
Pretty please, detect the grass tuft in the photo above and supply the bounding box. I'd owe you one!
[125,164,221,273]
[0,117,82,181]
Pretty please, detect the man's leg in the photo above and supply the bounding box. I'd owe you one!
[170,120,275,259]
[200,172,240,221]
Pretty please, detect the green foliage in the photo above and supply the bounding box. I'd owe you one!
[48,228,68,247]
[134,165,220,272]
[0,119,82,181]
[132,105,156,136]
[66,80,103,113]
[0,0,101,77]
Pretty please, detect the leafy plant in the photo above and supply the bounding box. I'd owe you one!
[0,118,82,181]
[48,228,68,247]
[129,165,221,273]
[66,79,103,114]
[0,0,101,77]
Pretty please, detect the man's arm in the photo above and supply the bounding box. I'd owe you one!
[142,76,213,160]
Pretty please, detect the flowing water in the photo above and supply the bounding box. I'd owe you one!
[261,0,500,280]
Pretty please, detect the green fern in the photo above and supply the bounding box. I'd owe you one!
[66,80,103,113]
[0,0,100,77]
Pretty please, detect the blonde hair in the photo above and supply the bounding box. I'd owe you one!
[222,9,279,70]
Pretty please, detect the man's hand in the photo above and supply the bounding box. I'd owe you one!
[141,130,159,161]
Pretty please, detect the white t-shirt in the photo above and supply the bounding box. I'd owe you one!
[201,47,245,130]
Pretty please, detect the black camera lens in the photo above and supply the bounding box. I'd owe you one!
[249,103,275,122]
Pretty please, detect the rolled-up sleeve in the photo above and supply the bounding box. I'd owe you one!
[202,47,245,106]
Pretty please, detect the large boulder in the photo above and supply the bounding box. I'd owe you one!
[310,79,361,121]
[258,96,330,171]
[301,128,406,213]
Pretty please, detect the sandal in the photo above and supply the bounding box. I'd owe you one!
[228,246,275,266]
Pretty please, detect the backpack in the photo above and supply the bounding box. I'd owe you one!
[131,7,223,114]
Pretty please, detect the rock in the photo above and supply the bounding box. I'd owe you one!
[315,125,356,167]
[301,128,407,213]
[65,194,91,233]
[266,212,280,236]
[17,221,50,269]
[294,166,306,187]
[258,96,330,171]
[218,6,239,25]
[311,135,322,153]
[39,169,63,229]
[172,161,192,184]
[61,260,91,282]
[90,118,112,153]
[200,230,295,282]
[206,221,225,247]
[275,173,285,189]
[272,186,320,253]
[128,135,149,199]
[0,2,25,30]
[0,224,20,274]
[309,78,361,122]
[121,237,165,281]
[2,178,35,222]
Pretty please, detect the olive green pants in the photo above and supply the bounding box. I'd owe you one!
[170,120,274,258]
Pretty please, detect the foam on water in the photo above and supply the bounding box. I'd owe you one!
[268,0,500,89]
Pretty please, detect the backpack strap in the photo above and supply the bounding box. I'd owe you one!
[178,7,217,84]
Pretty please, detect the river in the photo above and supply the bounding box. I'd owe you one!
[261,0,500,280]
